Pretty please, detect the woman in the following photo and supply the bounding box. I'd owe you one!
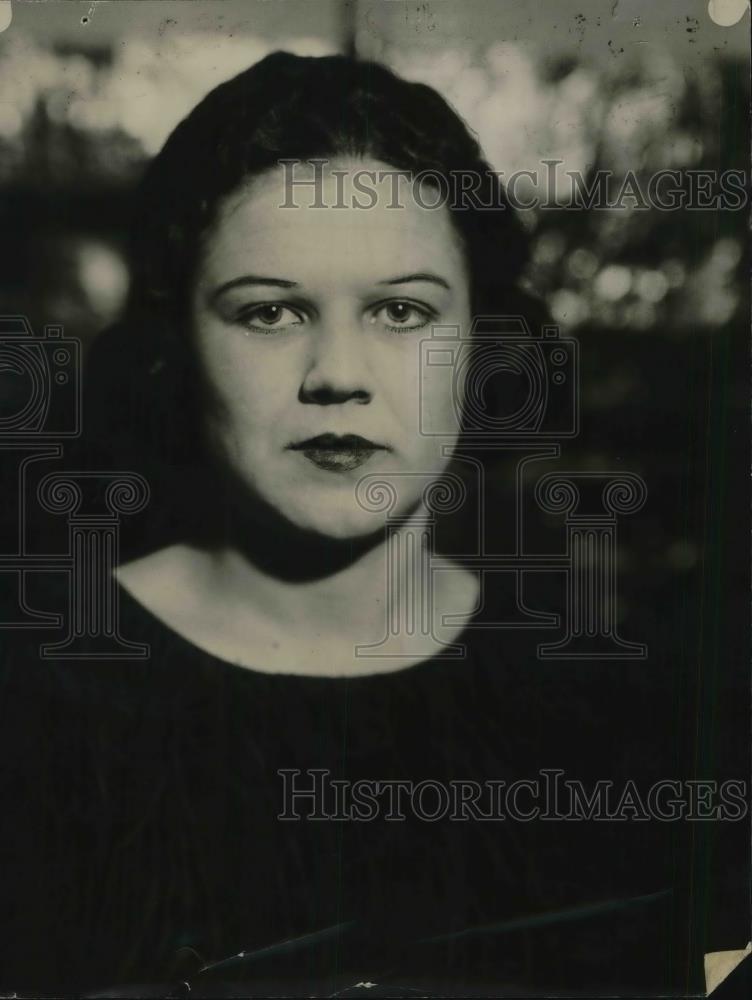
[0,53,704,996]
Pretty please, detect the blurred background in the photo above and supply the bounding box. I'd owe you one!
[0,0,747,344]
[0,0,749,957]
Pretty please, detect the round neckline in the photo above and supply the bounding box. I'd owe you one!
[115,576,482,685]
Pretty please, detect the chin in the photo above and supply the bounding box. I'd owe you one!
[286,505,389,542]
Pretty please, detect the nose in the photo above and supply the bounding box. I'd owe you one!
[299,319,372,405]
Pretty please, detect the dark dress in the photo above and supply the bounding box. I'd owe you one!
[0,575,731,996]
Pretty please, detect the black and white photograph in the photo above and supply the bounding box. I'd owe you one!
[0,1,749,996]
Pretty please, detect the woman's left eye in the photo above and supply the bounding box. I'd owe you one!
[372,300,434,332]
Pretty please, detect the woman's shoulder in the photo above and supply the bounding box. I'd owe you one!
[116,541,200,620]
[0,565,194,730]
[116,545,483,680]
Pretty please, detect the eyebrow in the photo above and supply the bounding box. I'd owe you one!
[210,271,451,305]
[210,276,298,304]
[379,272,451,290]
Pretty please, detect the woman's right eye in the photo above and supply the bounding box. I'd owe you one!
[237,303,304,334]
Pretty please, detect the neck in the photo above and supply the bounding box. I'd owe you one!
[193,502,436,639]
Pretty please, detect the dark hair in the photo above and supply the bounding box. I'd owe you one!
[82,52,542,552]
[128,51,530,332]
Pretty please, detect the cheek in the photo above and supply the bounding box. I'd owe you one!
[381,333,468,449]
[195,336,291,438]
[417,363,465,440]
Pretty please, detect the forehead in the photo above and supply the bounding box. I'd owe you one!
[198,158,468,286]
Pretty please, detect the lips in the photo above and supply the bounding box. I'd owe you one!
[288,433,388,473]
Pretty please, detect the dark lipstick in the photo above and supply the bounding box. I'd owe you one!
[289,433,387,473]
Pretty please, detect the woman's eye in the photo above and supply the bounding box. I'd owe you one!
[373,300,434,332]
[238,304,303,334]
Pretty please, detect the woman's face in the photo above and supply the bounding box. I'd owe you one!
[190,157,471,539]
